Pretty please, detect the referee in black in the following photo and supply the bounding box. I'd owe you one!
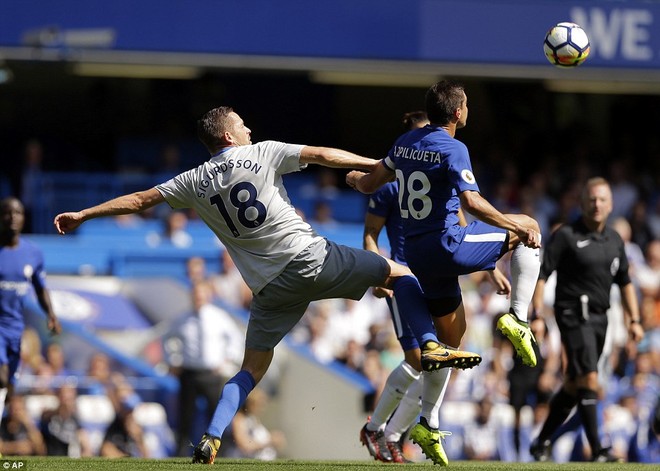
[529,177,644,463]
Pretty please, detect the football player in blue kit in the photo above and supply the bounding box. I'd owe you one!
[0,197,61,431]
[347,81,543,460]
[359,111,510,465]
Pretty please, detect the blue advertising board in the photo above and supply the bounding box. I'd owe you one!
[0,0,658,69]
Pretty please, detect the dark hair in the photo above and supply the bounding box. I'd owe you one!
[402,111,428,131]
[0,197,22,211]
[196,106,234,154]
[425,80,465,125]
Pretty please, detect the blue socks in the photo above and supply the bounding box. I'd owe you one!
[392,275,438,346]
[207,370,256,438]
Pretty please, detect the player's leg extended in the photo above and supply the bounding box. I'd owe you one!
[361,299,421,463]
[192,349,271,464]
[393,276,481,371]
[384,376,422,463]
[410,368,452,466]
[361,358,420,462]
[497,214,541,366]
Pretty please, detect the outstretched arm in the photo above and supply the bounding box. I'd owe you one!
[460,190,541,248]
[346,162,393,194]
[299,146,378,171]
[54,187,165,235]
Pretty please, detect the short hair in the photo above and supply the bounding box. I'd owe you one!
[196,106,234,153]
[582,177,611,201]
[402,111,428,131]
[0,196,22,211]
[425,80,465,125]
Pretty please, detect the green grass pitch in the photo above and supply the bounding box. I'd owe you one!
[0,458,657,471]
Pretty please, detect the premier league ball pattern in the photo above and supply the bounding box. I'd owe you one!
[544,22,590,67]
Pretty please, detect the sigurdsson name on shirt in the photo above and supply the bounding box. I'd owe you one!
[394,146,443,163]
[197,158,263,198]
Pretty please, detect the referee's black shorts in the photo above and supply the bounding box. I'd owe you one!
[555,310,608,378]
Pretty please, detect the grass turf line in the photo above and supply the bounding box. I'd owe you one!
[0,458,656,471]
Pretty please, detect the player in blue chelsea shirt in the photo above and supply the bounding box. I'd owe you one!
[0,197,61,429]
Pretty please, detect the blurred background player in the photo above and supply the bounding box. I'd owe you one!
[530,177,645,463]
[0,197,61,435]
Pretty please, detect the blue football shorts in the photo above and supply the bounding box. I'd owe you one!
[0,332,23,385]
[405,220,508,299]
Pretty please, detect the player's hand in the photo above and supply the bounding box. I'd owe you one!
[346,171,367,190]
[517,227,542,249]
[372,286,393,298]
[629,321,645,343]
[54,211,84,235]
[48,316,62,335]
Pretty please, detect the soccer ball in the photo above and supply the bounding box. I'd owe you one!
[543,22,590,67]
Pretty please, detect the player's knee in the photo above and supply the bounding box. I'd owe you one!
[526,215,541,233]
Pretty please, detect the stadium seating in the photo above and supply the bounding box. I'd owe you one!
[133,401,176,458]
[76,394,116,455]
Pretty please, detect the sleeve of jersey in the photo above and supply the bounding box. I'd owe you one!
[367,183,396,218]
[32,247,47,291]
[447,142,480,194]
[260,141,306,174]
[156,171,195,209]
[539,227,568,281]
[613,236,632,286]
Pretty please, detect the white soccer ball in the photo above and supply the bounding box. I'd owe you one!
[543,22,590,67]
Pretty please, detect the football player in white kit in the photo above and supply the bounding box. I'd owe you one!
[54,106,480,464]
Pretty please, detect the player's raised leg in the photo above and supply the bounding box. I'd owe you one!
[497,214,541,367]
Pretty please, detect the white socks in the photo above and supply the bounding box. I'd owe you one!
[509,242,541,323]
[0,388,7,424]
[367,361,420,431]
[384,378,422,442]
[420,367,452,429]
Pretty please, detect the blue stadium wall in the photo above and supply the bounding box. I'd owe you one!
[1,0,660,69]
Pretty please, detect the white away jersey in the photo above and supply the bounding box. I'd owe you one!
[156,141,324,293]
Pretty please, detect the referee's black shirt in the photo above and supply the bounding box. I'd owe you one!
[539,218,631,316]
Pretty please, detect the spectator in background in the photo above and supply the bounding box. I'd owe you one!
[608,159,639,220]
[309,199,338,229]
[164,281,244,456]
[629,200,656,253]
[462,397,502,461]
[210,249,252,310]
[45,343,72,379]
[41,384,91,457]
[146,210,193,248]
[17,139,46,233]
[220,387,285,460]
[100,394,149,458]
[185,256,208,287]
[637,240,660,306]
[611,217,646,285]
[80,352,113,396]
[0,394,46,456]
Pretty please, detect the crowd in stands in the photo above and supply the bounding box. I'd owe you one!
[3,336,156,458]
[3,136,659,462]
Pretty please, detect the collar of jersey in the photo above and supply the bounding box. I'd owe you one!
[211,146,236,158]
